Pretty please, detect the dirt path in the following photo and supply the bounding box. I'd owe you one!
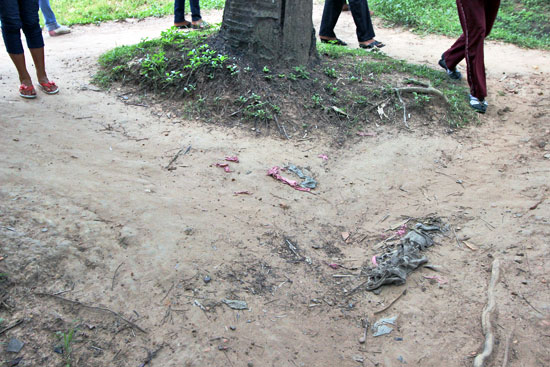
[1,6,549,367]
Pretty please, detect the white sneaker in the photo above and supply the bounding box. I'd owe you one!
[49,25,71,37]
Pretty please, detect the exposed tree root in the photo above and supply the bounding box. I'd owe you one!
[473,259,501,367]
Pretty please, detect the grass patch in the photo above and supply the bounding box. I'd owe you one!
[42,0,224,26]
[95,29,475,143]
[373,0,550,49]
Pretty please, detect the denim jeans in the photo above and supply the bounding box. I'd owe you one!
[320,0,375,42]
[0,0,44,54]
[174,0,201,23]
[39,0,59,31]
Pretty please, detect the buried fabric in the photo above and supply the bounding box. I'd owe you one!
[363,222,446,291]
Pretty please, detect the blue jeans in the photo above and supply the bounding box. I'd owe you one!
[0,0,44,54]
[174,0,201,23]
[39,0,59,31]
[320,0,375,42]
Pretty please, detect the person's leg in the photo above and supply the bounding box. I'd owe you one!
[20,0,57,92]
[484,0,500,38]
[38,0,59,31]
[174,0,190,26]
[189,0,201,22]
[348,0,375,43]
[319,0,345,40]
[1,0,36,96]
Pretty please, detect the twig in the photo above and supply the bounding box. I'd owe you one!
[501,327,514,367]
[111,262,124,290]
[0,319,23,335]
[404,78,430,88]
[161,282,175,302]
[166,144,191,170]
[519,293,543,315]
[473,259,500,367]
[394,89,410,129]
[36,293,147,333]
[374,289,407,314]
[138,345,164,367]
[478,217,496,230]
[273,115,289,139]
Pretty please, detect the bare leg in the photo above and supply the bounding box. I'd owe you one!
[29,47,57,92]
[8,53,36,97]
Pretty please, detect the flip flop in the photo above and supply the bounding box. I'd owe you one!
[19,84,37,99]
[175,21,192,29]
[320,38,347,46]
[360,40,385,49]
[39,81,59,95]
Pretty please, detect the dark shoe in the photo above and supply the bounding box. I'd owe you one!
[439,54,462,80]
[175,21,192,29]
[469,95,488,114]
[359,40,385,49]
[321,38,347,46]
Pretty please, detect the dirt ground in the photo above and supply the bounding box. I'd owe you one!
[1,5,549,367]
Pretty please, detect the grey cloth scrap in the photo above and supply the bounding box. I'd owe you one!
[285,164,317,189]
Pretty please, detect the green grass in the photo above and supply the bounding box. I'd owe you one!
[372,0,550,49]
[43,0,224,26]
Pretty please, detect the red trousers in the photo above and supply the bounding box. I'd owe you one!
[444,0,500,100]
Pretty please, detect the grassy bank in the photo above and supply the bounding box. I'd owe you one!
[373,0,550,49]
[44,0,224,26]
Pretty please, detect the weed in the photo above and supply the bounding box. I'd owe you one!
[311,93,323,107]
[140,51,166,79]
[262,66,271,73]
[293,65,310,79]
[324,67,338,78]
[56,328,75,367]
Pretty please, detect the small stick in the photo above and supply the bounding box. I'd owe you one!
[394,89,410,129]
[374,289,407,314]
[395,86,449,103]
[111,262,124,290]
[0,319,23,335]
[161,282,175,302]
[166,144,191,169]
[36,293,147,333]
[479,217,496,230]
[519,293,543,315]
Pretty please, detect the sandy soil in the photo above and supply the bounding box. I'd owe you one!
[1,5,549,367]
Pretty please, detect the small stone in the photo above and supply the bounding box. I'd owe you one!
[514,257,523,264]
[352,355,364,363]
[203,275,211,283]
[41,228,48,232]
[544,153,550,159]
[311,244,321,249]
[230,325,236,331]
[248,363,254,367]
[184,227,194,235]
[395,337,403,341]
[6,339,24,353]
[54,346,64,354]
[218,345,228,351]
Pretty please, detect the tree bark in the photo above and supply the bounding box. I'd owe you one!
[219,0,317,66]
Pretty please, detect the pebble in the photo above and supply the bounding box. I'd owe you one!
[6,339,24,353]
[230,325,236,331]
[248,363,254,367]
[203,275,211,283]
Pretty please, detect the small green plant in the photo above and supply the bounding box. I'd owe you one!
[413,92,431,105]
[293,65,310,79]
[185,44,227,71]
[311,93,323,107]
[140,51,166,79]
[278,74,286,78]
[325,83,339,95]
[324,67,337,78]
[287,73,297,81]
[227,64,239,75]
[262,66,271,73]
[56,328,75,367]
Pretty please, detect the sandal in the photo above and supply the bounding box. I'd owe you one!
[19,84,37,99]
[359,40,385,49]
[191,20,209,29]
[39,81,59,95]
[320,38,347,46]
[175,21,192,29]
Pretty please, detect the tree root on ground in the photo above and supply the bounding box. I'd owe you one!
[473,259,500,367]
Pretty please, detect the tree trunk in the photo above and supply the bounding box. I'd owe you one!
[219,0,317,66]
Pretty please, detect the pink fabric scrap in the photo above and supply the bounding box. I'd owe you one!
[267,166,311,192]
[371,255,378,266]
[396,224,407,237]
[234,191,252,195]
[328,263,340,269]
[423,275,448,284]
[216,163,232,173]
[318,154,329,161]
[357,131,377,137]
[225,156,239,162]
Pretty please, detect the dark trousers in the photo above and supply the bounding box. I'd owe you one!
[319,0,375,42]
[443,0,500,100]
[0,0,44,54]
[174,0,201,23]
